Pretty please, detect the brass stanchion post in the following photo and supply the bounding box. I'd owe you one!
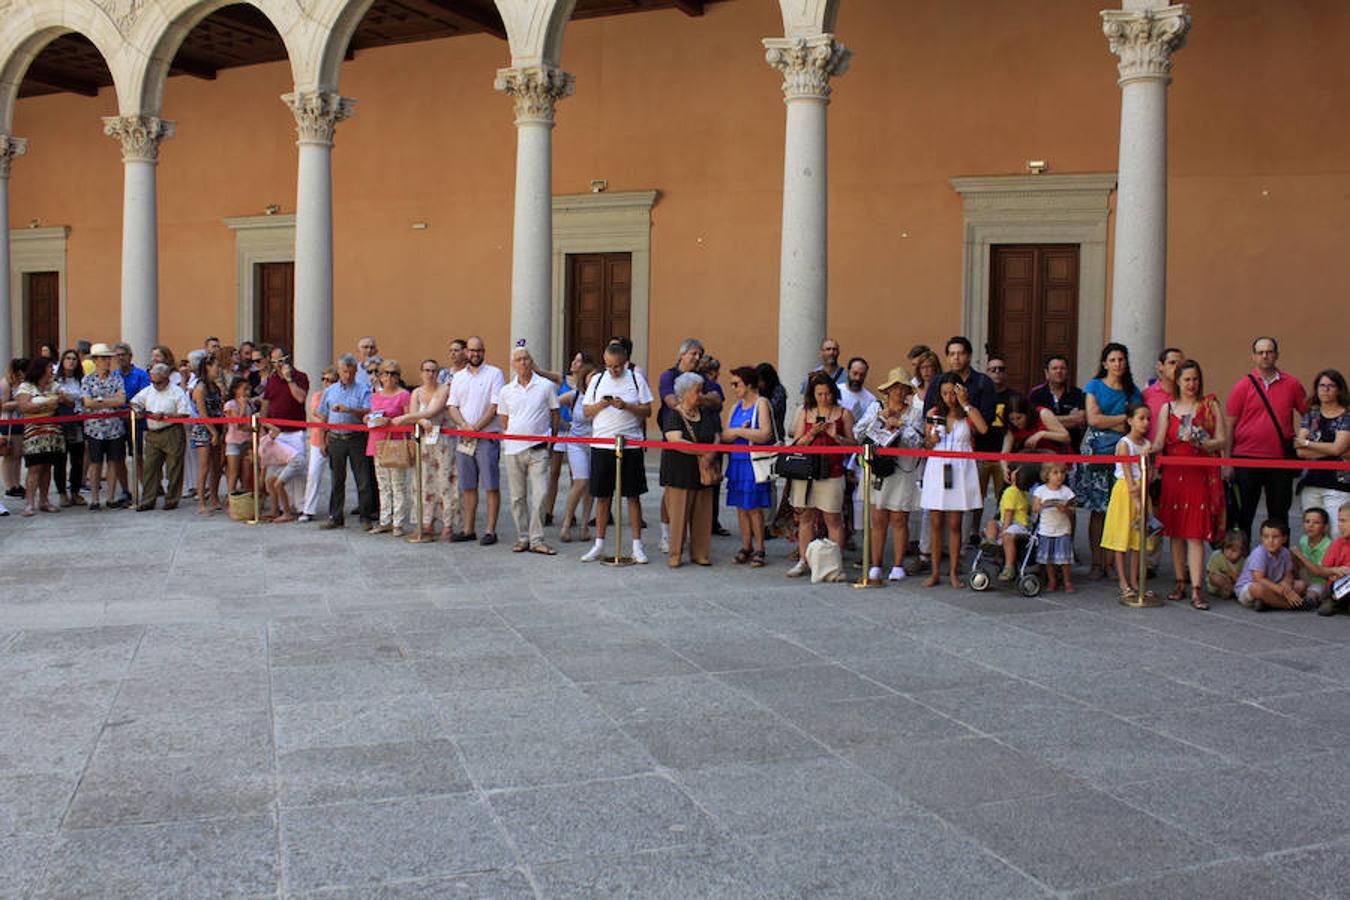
[1121,449,1162,607]
[408,422,434,544]
[247,413,262,525]
[603,435,635,566]
[854,444,881,588]
[128,408,141,508]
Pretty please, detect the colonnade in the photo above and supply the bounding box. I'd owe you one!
[0,0,1190,389]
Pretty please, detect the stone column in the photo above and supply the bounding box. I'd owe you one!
[0,136,27,368]
[1102,2,1189,358]
[283,90,353,381]
[764,34,850,399]
[494,65,574,369]
[104,116,174,359]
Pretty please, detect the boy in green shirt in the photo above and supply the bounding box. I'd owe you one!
[1293,507,1334,605]
[1206,531,1246,600]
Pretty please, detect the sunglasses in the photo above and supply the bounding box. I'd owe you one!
[988,366,1006,373]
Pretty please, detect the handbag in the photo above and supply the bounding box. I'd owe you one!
[680,414,722,486]
[774,449,826,481]
[748,400,779,484]
[376,438,415,469]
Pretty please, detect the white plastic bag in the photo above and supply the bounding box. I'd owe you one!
[806,538,843,583]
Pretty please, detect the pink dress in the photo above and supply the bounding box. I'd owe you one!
[366,390,411,456]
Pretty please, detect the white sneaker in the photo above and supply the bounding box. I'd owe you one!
[786,560,808,578]
[868,566,883,582]
[888,566,907,582]
[297,514,313,523]
[658,535,670,554]
[581,541,604,563]
[632,542,649,565]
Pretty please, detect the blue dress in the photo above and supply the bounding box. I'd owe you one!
[726,399,773,510]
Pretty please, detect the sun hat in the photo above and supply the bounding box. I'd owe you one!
[875,366,913,393]
[89,342,116,357]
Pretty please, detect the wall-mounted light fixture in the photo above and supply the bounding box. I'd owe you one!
[590,179,608,193]
[411,222,428,230]
[27,218,40,229]
[1027,160,1048,175]
[264,204,280,215]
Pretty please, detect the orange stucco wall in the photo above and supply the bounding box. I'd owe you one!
[9,0,1350,396]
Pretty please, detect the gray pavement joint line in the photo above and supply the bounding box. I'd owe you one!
[265,624,287,900]
[50,626,147,831]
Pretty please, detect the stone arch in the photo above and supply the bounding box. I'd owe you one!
[0,0,131,131]
[493,0,576,68]
[125,0,315,116]
[309,0,376,94]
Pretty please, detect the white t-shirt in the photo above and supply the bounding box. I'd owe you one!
[587,367,654,441]
[1034,484,1075,537]
[840,386,876,421]
[448,363,505,433]
[496,374,560,456]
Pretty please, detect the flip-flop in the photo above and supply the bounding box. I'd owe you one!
[529,544,557,556]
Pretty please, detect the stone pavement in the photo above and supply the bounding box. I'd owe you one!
[1,488,1348,898]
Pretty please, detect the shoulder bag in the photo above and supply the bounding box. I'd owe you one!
[775,412,829,481]
[680,414,722,486]
[1248,374,1296,459]
[748,400,779,484]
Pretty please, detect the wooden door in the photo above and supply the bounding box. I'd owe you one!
[256,261,294,351]
[25,271,59,354]
[566,253,631,364]
[989,245,1080,394]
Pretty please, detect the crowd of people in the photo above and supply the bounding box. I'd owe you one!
[2,330,1347,617]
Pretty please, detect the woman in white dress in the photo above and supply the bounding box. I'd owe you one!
[921,372,988,588]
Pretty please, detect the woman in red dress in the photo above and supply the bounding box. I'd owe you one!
[1151,360,1228,609]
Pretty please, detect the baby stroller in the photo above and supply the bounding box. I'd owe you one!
[969,513,1044,597]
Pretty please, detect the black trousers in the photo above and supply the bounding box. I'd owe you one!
[54,440,85,495]
[328,435,376,523]
[1234,461,1295,539]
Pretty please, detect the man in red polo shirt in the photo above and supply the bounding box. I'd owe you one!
[1225,336,1308,539]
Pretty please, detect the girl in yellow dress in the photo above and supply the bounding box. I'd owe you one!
[1101,403,1153,600]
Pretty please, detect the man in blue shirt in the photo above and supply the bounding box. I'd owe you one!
[317,353,376,529]
[921,336,997,423]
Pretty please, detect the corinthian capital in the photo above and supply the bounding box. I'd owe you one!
[1102,4,1190,86]
[0,135,28,178]
[102,116,175,163]
[281,91,355,147]
[763,34,851,103]
[494,66,575,126]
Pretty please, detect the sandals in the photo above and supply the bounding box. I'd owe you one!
[1191,586,1209,611]
[1167,581,1188,603]
[733,548,752,565]
[750,550,766,568]
[529,543,557,556]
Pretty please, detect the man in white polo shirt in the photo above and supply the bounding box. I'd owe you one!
[581,340,654,563]
[498,345,561,554]
[448,336,506,546]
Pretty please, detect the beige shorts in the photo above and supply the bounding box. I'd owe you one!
[791,475,845,514]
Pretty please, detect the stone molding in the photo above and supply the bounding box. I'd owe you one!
[0,135,27,179]
[1102,5,1190,86]
[102,116,174,163]
[550,190,658,374]
[95,0,145,34]
[763,34,850,102]
[494,65,575,126]
[281,91,354,147]
[224,214,295,344]
[8,226,69,355]
[950,173,1117,381]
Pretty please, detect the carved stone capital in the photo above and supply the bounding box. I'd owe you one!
[763,34,851,102]
[0,135,28,179]
[494,66,575,126]
[281,91,355,147]
[102,116,175,163]
[1102,5,1190,86]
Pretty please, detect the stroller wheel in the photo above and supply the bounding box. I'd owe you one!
[1019,575,1042,597]
[970,571,991,592]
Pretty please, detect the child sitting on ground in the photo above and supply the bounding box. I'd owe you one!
[1033,461,1076,593]
[1205,530,1246,601]
[1235,519,1308,612]
[985,465,1036,581]
[1292,507,1334,609]
[1314,505,1350,616]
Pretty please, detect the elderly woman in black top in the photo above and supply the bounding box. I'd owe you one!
[659,371,722,567]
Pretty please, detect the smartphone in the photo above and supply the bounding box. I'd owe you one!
[926,415,944,428]
[602,395,614,401]
[943,464,953,490]
[815,415,826,424]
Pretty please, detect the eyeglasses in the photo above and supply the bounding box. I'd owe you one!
[1318,383,1336,390]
